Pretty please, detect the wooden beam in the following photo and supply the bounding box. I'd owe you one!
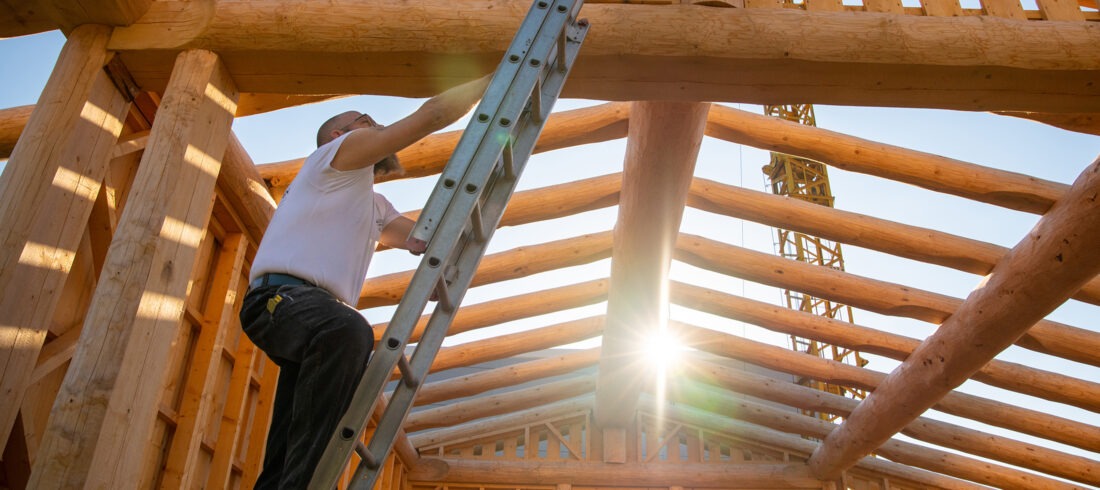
[428,317,604,378]
[649,398,989,490]
[362,232,612,308]
[410,395,594,449]
[0,1,58,37]
[706,103,1069,214]
[28,48,238,488]
[410,459,824,488]
[108,2,1100,111]
[663,383,1081,489]
[684,359,1100,486]
[0,104,33,158]
[687,177,1100,306]
[37,0,153,31]
[258,102,629,190]
[670,282,1100,454]
[216,132,274,246]
[993,110,1100,136]
[417,348,600,406]
[674,235,1100,368]
[596,101,709,427]
[404,375,596,433]
[370,279,609,343]
[807,156,1100,480]
[0,24,128,450]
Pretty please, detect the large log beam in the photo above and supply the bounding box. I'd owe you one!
[361,232,612,308]
[258,102,629,191]
[595,101,709,427]
[668,299,1100,455]
[684,359,1099,486]
[108,1,1100,112]
[687,177,1100,305]
[706,104,1069,214]
[427,317,603,378]
[674,235,1100,368]
[807,157,1100,479]
[416,348,600,406]
[663,383,1081,489]
[404,375,596,433]
[410,395,595,450]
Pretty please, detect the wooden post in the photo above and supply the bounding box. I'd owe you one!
[807,158,1100,479]
[28,49,238,488]
[595,101,710,427]
[0,24,128,449]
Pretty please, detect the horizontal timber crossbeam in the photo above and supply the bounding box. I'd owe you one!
[108,1,1100,112]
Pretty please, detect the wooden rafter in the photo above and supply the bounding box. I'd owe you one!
[807,156,1100,479]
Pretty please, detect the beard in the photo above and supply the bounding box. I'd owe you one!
[373,154,404,177]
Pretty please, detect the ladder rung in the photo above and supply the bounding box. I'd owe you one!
[471,201,488,243]
[355,440,379,470]
[396,354,419,388]
[503,141,516,180]
[433,275,454,312]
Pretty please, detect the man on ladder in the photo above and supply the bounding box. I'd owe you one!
[239,76,489,490]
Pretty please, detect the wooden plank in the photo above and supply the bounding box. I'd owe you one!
[920,0,963,16]
[108,1,1100,112]
[1036,0,1086,19]
[978,0,1027,19]
[241,355,279,488]
[160,233,247,490]
[205,335,255,489]
[27,48,238,489]
[807,156,1100,480]
[595,101,710,427]
[217,133,275,247]
[803,0,845,11]
[0,24,127,450]
[863,0,906,13]
[410,459,824,488]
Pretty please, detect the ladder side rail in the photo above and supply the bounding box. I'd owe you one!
[309,2,587,487]
[307,6,571,486]
[411,1,557,244]
[346,6,589,489]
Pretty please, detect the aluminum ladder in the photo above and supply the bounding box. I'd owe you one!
[308,2,589,488]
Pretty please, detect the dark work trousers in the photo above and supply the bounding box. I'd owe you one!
[239,284,374,489]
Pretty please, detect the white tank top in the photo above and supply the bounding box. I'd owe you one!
[250,134,401,304]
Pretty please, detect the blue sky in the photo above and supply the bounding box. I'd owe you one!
[3,27,1099,473]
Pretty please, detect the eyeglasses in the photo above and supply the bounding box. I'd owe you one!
[338,113,380,133]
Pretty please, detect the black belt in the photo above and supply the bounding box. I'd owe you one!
[249,273,313,290]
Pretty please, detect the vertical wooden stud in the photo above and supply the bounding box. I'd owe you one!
[27,48,238,489]
[0,24,128,449]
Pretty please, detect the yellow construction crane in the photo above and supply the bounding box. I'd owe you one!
[761,103,868,422]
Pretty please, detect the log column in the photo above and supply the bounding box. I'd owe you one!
[594,101,710,430]
[28,49,238,488]
[808,156,1100,479]
[0,24,129,449]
